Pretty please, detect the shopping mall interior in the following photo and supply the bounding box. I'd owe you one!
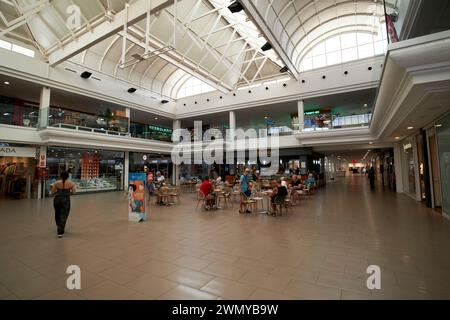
[0,0,449,301]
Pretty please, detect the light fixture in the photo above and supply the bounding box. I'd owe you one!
[154,117,158,120]
[363,103,368,107]
[407,126,414,130]
[435,124,443,128]
[80,71,92,79]
[261,42,272,51]
[4,81,10,85]
[369,142,373,145]
[395,137,401,140]
[228,1,244,13]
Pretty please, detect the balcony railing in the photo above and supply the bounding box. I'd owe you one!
[49,123,130,137]
[303,113,372,132]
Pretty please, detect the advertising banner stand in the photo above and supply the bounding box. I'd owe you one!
[128,173,147,222]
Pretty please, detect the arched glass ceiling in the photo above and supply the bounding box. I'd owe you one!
[0,0,287,101]
[249,0,392,72]
[300,22,388,71]
[177,76,217,99]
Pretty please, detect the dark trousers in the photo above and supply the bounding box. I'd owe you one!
[370,178,375,189]
[54,196,70,235]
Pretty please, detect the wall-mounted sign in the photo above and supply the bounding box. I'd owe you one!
[148,125,172,134]
[304,111,320,116]
[39,154,46,168]
[0,147,36,158]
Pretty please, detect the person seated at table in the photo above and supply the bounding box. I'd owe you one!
[290,175,302,189]
[270,179,288,214]
[306,173,316,189]
[199,177,216,209]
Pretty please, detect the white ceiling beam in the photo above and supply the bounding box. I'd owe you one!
[240,0,300,80]
[47,0,174,66]
[118,31,232,93]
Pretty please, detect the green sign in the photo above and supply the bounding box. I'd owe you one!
[304,111,320,116]
[148,125,172,134]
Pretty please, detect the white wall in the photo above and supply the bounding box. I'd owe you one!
[176,56,384,118]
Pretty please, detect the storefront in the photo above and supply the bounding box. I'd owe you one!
[0,143,38,199]
[45,147,124,195]
[436,113,450,218]
[400,138,418,199]
[129,152,172,180]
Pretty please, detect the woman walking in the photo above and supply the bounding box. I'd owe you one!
[51,171,76,238]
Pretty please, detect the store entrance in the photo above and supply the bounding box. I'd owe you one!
[0,156,36,200]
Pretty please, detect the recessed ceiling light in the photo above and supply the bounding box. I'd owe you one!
[369,142,373,145]
[435,124,443,128]
[395,137,401,140]
[154,117,158,120]
[407,126,414,130]
[4,81,10,85]
[363,104,368,107]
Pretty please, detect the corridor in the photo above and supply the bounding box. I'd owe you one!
[0,176,449,300]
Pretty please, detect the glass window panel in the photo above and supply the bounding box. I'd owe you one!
[357,33,373,46]
[302,58,313,71]
[313,54,326,68]
[358,43,375,59]
[374,40,387,55]
[326,51,341,66]
[326,37,341,52]
[340,33,357,49]
[341,47,358,62]
[312,42,326,56]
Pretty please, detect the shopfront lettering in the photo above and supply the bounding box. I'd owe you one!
[0,147,16,154]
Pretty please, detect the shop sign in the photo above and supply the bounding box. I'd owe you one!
[0,147,36,158]
[39,154,46,168]
[148,125,172,134]
[304,111,320,116]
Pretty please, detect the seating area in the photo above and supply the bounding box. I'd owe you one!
[188,173,320,217]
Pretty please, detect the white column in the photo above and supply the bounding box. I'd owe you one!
[124,151,130,192]
[39,87,51,129]
[172,163,180,186]
[173,119,181,132]
[125,107,131,133]
[297,100,304,132]
[229,111,236,139]
[393,142,404,193]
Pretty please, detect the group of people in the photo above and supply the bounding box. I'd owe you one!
[146,171,167,205]
[239,168,317,215]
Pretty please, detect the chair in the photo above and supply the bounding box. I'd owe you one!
[196,190,208,210]
[284,190,293,213]
[216,188,233,209]
[240,192,256,214]
[157,187,171,205]
[169,187,181,205]
[231,186,241,203]
[271,194,288,217]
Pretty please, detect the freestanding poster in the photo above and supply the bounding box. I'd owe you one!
[128,173,147,222]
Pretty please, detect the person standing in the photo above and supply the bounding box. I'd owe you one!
[240,168,251,197]
[51,171,76,238]
[368,167,376,190]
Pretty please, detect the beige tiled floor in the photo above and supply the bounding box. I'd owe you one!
[1,176,450,300]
